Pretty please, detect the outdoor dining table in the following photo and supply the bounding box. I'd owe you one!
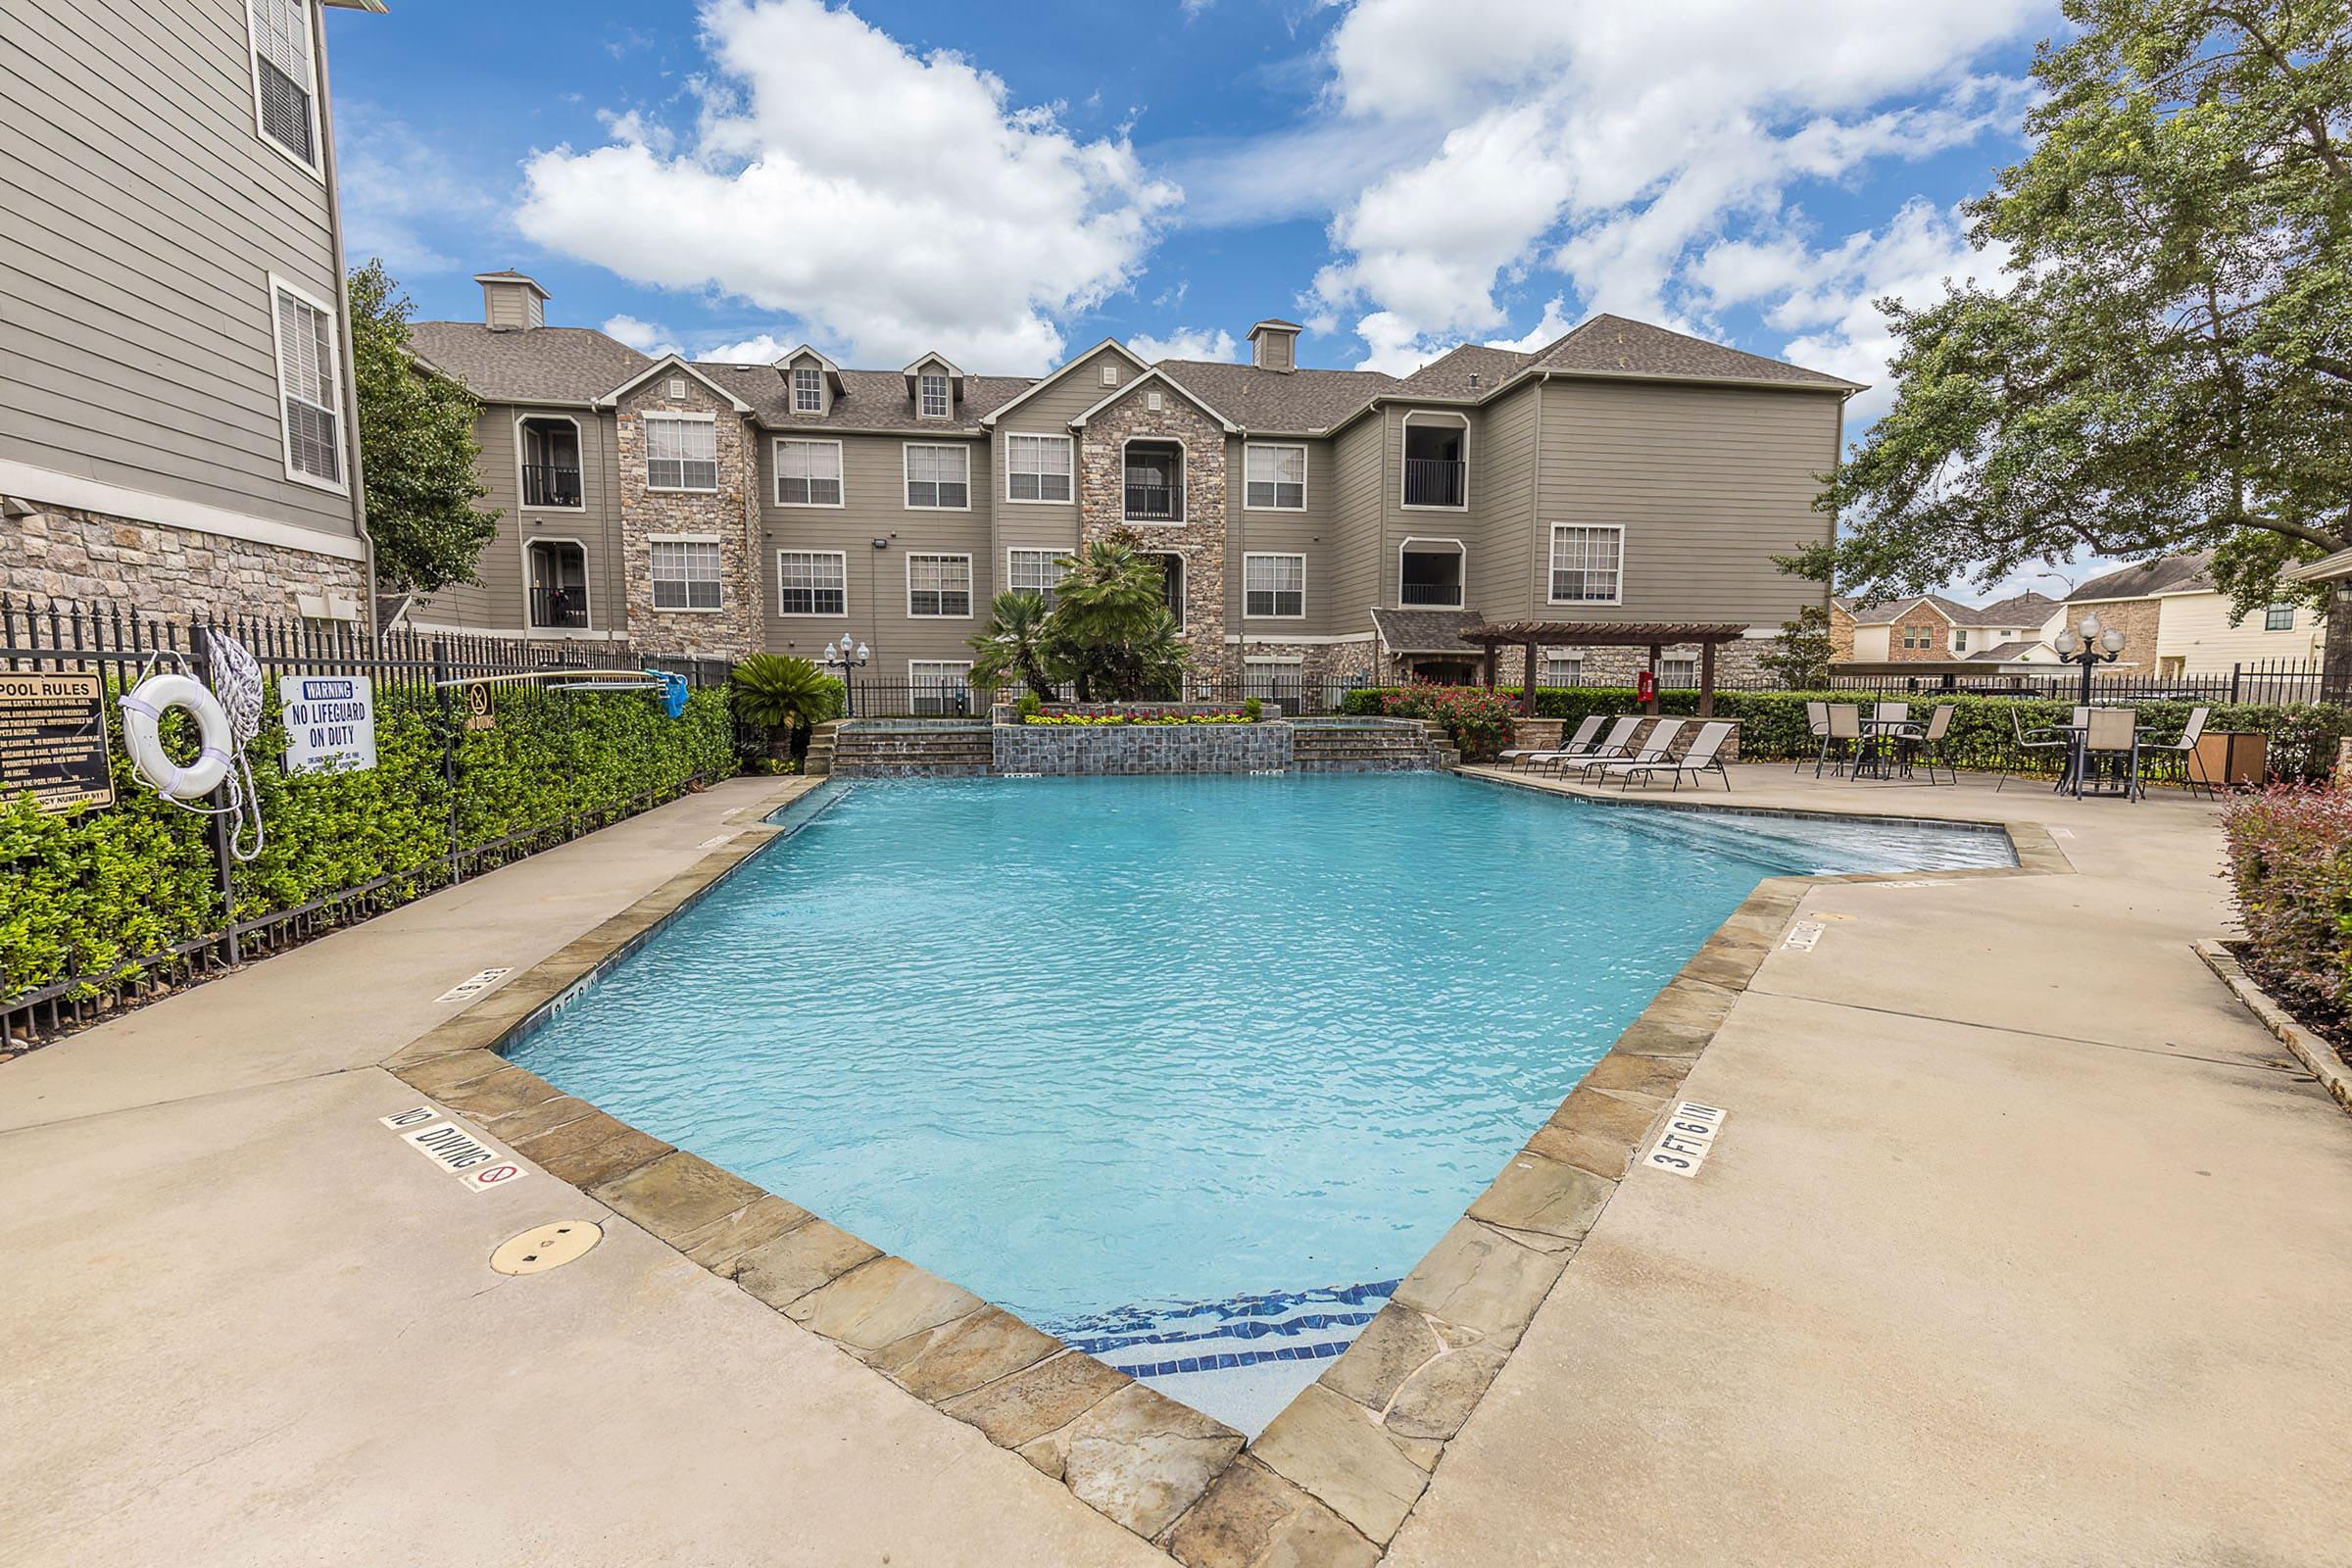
[2052,712,2154,800]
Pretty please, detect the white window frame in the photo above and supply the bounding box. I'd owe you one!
[522,535,593,632]
[1003,433,1074,505]
[902,443,971,511]
[1661,654,1698,688]
[775,549,848,618]
[266,271,347,494]
[1541,649,1584,688]
[2265,604,2296,631]
[1148,552,1187,631]
[918,371,952,419]
[643,413,720,494]
[792,365,824,415]
[1099,363,1120,387]
[1952,627,1969,652]
[1243,442,1309,513]
[907,660,974,715]
[1546,522,1624,607]
[648,533,725,613]
[1120,435,1188,525]
[1397,535,1466,610]
[245,0,324,179]
[514,413,585,513]
[906,553,974,618]
[1005,548,1068,609]
[772,437,845,509]
[1242,656,1304,701]
[1400,411,1470,512]
[1243,552,1306,619]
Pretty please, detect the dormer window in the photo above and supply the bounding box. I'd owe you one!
[919,372,951,419]
[1100,364,1120,387]
[792,366,823,414]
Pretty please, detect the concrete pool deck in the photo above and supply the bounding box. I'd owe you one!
[4,766,2349,1564]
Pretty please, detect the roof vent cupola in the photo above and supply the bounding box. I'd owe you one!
[477,270,549,332]
[1249,318,1301,374]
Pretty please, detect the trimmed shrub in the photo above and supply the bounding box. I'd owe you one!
[1374,683,1520,761]
[2222,784,2352,1030]
[1339,685,2348,779]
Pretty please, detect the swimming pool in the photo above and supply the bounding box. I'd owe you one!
[512,773,2012,1430]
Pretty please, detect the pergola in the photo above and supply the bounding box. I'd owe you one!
[1456,621,1754,716]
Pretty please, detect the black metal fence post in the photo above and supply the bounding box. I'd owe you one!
[431,635,462,885]
[190,622,241,967]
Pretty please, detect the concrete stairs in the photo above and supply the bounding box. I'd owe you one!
[1289,719,1456,772]
[804,720,842,777]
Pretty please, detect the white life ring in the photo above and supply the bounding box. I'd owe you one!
[122,672,234,801]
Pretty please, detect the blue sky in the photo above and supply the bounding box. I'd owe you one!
[325,0,2074,588]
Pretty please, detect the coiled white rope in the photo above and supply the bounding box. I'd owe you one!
[122,633,268,862]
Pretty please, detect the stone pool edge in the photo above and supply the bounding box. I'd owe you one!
[371,776,2073,1567]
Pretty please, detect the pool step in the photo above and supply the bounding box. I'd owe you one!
[829,722,996,777]
[1289,719,1456,772]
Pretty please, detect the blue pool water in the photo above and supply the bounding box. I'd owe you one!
[512,774,2009,1427]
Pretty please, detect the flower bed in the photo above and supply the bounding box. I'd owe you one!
[1023,710,1256,727]
[2220,784,2352,1066]
[1371,684,1519,762]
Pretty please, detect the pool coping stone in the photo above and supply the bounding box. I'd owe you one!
[373,767,2074,1565]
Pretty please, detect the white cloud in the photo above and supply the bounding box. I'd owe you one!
[1485,298,1574,353]
[1305,0,2050,368]
[601,315,680,356]
[697,332,798,364]
[337,106,499,276]
[517,0,1179,372]
[1130,326,1242,363]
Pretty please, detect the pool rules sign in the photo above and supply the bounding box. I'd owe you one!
[281,674,377,775]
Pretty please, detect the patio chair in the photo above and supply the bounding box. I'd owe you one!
[1874,701,1910,727]
[1603,719,1736,791]
[1816,704,1866,778]
[1532,714,1641,774]
[1892,705,1957,785]
[2137,706,2213,798]
[1578,716,1686,779]
[1502,713,1601,768]
[2081,707,2143,801]
[1796,701,1831,774]
[1995,705,2070,792]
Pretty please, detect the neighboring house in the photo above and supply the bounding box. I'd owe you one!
[2061,553,2325,676]
[0,0,384,620]
[408,278,1860,695]
[1834,592,2064,666]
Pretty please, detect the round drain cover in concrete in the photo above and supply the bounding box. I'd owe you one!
[491,1221,603,1276]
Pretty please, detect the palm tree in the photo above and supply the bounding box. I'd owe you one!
[730,654,841,760]
[967,590,1061,703]
[1047,535,1181,700]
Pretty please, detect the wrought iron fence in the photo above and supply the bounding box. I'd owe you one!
[0,595,733,1048]
[843,675,1371,718]
[1515,659,2334,705]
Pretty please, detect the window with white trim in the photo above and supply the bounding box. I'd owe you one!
[1547,524,1621,604]
[1542,652,1583,687]
[650,539,723,611]
[775,551,846,616]
[1245,444,1306,510]
[792,366,823,414]
[1100,364,1120,386]
[907,554,972,616]
[248,0,318,169]
[645,416,718,491]
[908,661,973,715]
[1243,657,1303,702]
[1007,549,1067,609]
[1005,435,1073,502]
[1244,554,1305,617]
[1952,627,1969,652]
[905,444,969,509]
[2266,604,2295,631]
[1661,655,1697,688]
[270,281,342,486]
[774,439,842,506]
[919,372,951,418]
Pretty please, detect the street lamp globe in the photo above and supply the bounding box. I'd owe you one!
[2079,612,2103,642]
[2100,628,2127,654]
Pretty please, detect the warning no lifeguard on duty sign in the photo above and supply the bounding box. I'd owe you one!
[282,674,377,776]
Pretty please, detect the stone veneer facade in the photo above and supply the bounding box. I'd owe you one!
[1077,384,1231,677]
[613,376,764,661]
[0,503,367,620]
[1446,639,1771,687]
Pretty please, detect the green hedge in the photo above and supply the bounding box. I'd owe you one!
[1339,685,2348,778]
[2,679,733,1006]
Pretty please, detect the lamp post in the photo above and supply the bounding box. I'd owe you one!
[821,634,869,717]
[2050,612,2128,797]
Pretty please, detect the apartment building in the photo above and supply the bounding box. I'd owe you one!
[406,275,1860,697]
[2061,553,2325,675]
[1832,592,2065,672]
[1,0,382,619]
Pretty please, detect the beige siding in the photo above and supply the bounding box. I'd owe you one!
[1384,406,1478,605]
[985,345,1132,563]
[0,0,361,543]
[757,430,992,669]
[1326,416,1386,629]
[411,405,624,637]
[2154,592,2325,672]
[1519,379,1840,625]
[1235,435,1336,635]
[1467,384,1538,616]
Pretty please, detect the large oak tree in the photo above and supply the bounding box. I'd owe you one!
[1795,0,2352,618]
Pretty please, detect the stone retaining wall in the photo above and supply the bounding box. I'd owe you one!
[994,721,1290,775]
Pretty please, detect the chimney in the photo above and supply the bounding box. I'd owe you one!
[476,270,549,332]
[1248,318,1301,374]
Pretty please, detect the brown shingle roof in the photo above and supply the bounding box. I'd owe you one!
[2070,553,2215,602]
[1152,360,1396,433]
[408,321,650,404]
[1966,641,2047,662]
[696,363,1034,433]
[1393,344,1534,398]
[1530,314,1857,389]
[1846,590,2061,628]
[1370,607,1486,654]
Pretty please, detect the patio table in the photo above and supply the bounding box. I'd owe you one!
[2055,715,2154,799]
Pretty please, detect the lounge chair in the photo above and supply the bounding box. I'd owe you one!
[1530,714,1641,774]
[1577,716,1686,779]
[1502,714,1601,768]
[1602,720,1735,790]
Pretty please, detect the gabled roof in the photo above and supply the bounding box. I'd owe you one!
[902,353,965,377]
[1845,590,2063,628]
[1392,345,1532,399]
[1370,607,1486,655]
[472,269,548,298]
[695,363,1031,432]
[977,337,1152,427]
[1069,366,1241,433]
[1528,315,1863,390]
[1967,640,2051,662]
[597,353,755,414]
[2070,553,2216,602]
[408,321,651,405]
[1969,591,2061,627]
[779,344,841,373]
[1156,361,1396,433]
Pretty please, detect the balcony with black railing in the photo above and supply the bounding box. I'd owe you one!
[522,464,583,509]
[1402,458,1466,509]
[529,585,589,629]
[1124,481,1185,522]
[1399,579,1464,607]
